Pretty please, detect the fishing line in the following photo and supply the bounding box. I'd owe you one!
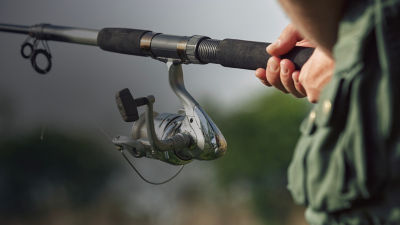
[121,150,184,185]
[88,114,184,185]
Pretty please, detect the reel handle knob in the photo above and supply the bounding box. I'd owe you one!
[116,88,149,122]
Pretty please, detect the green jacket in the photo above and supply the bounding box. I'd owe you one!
[287,0,400,224]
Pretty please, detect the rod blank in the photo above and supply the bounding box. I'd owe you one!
[0,24,30,35]
[0,23,98,46]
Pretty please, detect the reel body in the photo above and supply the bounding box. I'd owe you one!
[113,62,227,165]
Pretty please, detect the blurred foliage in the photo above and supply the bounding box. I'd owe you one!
[207,91,309,225]
[0,90,310,225]
[0,130,122,220]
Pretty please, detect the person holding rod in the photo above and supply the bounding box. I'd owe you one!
[255,0,400,224]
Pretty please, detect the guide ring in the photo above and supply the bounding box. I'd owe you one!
[20,42,34,59]
[30,49,52,74]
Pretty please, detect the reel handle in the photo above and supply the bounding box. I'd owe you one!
[116,88,148,122]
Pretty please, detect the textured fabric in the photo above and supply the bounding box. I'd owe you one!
[287,0,400,224]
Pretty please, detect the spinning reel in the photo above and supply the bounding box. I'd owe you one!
[113,61,227,166]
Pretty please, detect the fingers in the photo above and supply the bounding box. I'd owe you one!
[292,71,307,97]
[255,58,307,98]
[280,59,305,98]
[267,24,303,56]
[255,68,271,86]
[266,56,287,93]
[257,23,325,100]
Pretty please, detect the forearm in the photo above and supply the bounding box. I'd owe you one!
[278,0,346,57]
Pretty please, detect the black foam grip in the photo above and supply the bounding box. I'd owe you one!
[97,28,151,56]
[216,39,314,70]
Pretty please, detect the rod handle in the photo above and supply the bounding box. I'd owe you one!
[198,39,314,70]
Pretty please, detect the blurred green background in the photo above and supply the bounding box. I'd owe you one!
[0,91,310,225]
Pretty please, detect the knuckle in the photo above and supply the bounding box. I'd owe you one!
[308,95,318,103]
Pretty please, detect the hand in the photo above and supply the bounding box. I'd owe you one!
[255,24,335,103]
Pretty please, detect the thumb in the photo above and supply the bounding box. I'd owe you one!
[267,24,303,56]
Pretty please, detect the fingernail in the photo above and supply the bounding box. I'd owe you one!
[255,69,262,78]
[268,58,279,72]
[283,68,289,74]
[281,62,288,74]
[272,39,281,48]
[267,39,280,52]
[275,39,281,47]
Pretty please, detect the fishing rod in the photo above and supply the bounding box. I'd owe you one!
[0,23,313,183]
[0,23,313,73]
